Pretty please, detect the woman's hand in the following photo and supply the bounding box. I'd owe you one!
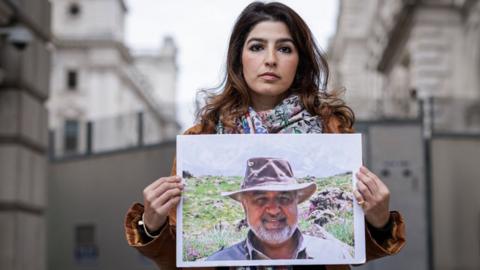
[354,166,391,228]
[142,176,184,232]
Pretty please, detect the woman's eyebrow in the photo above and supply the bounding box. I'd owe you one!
[246,38,266,44]
[246,37,295,44]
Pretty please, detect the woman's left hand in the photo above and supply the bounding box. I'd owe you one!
[354,166,391,228]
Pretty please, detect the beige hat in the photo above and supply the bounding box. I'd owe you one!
[222,157,316,204]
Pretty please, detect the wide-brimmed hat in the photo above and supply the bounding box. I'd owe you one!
[222,157,317,204]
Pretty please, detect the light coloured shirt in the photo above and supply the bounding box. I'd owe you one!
[207,228,353,261]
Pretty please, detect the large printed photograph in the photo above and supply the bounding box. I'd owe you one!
[176,134,365,267]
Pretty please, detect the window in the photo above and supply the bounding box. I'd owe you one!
[74,224,98,264]
[68,3,81,17]
[66,70,78,90]
[75,224,95,246]
[64,120,79,153]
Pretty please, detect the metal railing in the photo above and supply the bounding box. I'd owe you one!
[351,96,480,134]
[49,110,180,160]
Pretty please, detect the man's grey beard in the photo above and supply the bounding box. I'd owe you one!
[248,218,297,245]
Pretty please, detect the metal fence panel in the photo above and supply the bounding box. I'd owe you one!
[431,137,480,270]
[354,121,428,270]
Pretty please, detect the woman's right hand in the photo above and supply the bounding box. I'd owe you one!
[142,176,184,232]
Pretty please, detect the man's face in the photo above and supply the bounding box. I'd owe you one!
[241,190,298,245]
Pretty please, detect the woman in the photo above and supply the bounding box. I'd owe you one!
[125,2,405,269]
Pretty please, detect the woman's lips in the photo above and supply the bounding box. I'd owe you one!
[259,72,280,81]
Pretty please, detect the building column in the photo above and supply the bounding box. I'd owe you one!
[0,1,51,270]
[409,4,464,131]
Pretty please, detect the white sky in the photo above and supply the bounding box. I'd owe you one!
[177,134,362,178]
[125,0,339,129]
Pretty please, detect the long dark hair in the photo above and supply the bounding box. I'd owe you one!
[196,1,354,133]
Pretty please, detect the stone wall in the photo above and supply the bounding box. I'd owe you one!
[329,0,480,132]
[0,1,51,269]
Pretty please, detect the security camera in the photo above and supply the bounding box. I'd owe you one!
[8,26,32,50]
[0,25,33,51]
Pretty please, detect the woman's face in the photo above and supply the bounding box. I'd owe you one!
[241,21,299,111]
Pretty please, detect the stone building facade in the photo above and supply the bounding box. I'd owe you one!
[329,0,480,133]
[48,0,179,157]
[330,1,480,269]
[0,0,51,269]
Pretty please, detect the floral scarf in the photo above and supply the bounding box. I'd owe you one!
[216,95,323,134]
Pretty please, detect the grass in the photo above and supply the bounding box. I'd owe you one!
[324,211,354,246]
[183,226,247,261]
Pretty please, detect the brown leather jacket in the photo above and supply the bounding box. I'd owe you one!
[124,117,406,270]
